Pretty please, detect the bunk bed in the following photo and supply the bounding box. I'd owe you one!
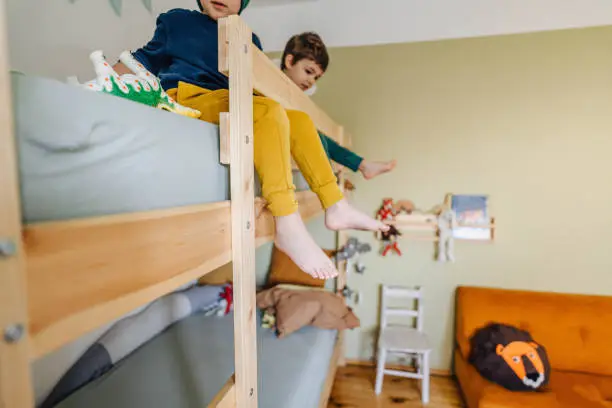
[0,7,348,408]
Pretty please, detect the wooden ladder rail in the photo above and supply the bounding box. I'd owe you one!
[0,0,35,406]
[218,15,258,408]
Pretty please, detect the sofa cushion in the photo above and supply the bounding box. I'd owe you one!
[454,349,559,408]
[456,286,612,376]
[456,349,612,408]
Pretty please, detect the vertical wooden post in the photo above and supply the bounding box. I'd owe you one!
[0,0,35,406]
[335,127,348,368]
[219,16,258,408]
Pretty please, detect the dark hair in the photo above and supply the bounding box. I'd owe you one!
[281,32,329,72]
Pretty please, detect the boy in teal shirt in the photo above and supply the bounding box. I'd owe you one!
[279,32,397,180]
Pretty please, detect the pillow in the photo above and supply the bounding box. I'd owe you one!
[468,322,551,392]
[267,245,335,288]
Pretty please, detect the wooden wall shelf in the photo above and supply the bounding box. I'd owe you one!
[386,213,496,242]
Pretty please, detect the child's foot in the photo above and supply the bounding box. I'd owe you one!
[325,199,390,232]
[359,159,397,180]
[274,212,338,280]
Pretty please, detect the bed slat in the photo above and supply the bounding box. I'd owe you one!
[208,375,236,408]
[26,202,231,358]
[0,0,35,405]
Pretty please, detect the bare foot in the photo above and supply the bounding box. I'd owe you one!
[274,212,338,280]
[325,199,390,232]
[359,159,397,180]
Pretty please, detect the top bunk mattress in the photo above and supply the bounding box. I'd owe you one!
[54,312,337,408]
[11,73,308,223]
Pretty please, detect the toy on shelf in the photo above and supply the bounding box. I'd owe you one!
[436,206,457,262]
[393,200,415,215]
[377,198,395,223]
[333,237,372,274]
[375,194,496,261]
[381,225,402,256]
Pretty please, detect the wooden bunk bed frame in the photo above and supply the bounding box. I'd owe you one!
[0,8,348,408]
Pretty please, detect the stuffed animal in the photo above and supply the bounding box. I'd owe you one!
[393,199,415,214]
[377,198,396,223]
[334,237,372,273]
[78,51,201,118]
[381,225,402,256]
[261,308,276,330]
[437,207,457,262]
[468,323,551,391]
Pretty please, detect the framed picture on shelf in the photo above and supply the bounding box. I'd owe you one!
[449,194,492,240]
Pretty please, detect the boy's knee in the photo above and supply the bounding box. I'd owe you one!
[255,98,289,128]
[286,109,313,126]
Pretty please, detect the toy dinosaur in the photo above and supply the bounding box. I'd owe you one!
[79,51,201,118]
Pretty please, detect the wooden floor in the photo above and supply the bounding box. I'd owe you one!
[328,365,465,408]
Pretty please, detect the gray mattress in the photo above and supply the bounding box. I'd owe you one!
[56,312,337,408]
[11,73,308,223]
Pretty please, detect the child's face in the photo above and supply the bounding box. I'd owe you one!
[283,55,324,92]
[199,0,241,20]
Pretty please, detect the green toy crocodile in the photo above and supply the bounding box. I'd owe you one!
[81,50,201,119]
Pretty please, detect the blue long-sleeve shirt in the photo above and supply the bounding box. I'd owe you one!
[132,8,262,91]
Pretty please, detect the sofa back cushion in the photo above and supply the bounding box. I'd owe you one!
[455,286,612,376]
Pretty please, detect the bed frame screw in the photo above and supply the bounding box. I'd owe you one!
[4,324,24,344]
[0,239,16,257]
[250,388,254,396]
[246,221,251,230]
[243,44,248,53]
[245,135,250,144]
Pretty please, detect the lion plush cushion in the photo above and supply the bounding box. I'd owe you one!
[468,322,551,392]
[267,245,334,288]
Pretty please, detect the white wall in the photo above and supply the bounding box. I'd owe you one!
[9,0,612,79]
[244,0,612,51]
[7,0,194,80]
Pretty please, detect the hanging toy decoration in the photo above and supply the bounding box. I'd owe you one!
[381,225,402,256]
[436,206,457,262]
[376,198,403,256]
[333,237,372,274]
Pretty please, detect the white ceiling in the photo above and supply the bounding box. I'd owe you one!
[243,0,612,52]
[252,0,318,6]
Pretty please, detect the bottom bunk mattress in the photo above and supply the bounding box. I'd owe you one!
[11,72,309,223]
[54,312,337,408]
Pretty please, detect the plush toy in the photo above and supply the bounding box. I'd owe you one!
[334,237,372,274]
[437,207,457,262]
[469,323,551,391]
[393,199,415,214]
[344,179,356,191]
[202,283,233,317]
[377,198,396,223]
[261,308,276,330]
[78,51,201,118]
[381,225,402,256]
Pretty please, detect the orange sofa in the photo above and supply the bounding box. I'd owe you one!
[454,286,612,408]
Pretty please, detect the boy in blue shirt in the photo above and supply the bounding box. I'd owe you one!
[113,0,388,280]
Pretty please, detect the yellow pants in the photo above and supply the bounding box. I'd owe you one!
[168,82,343,216]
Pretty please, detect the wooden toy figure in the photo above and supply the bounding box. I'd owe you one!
[381,225,402,256]
[437,207,457,262]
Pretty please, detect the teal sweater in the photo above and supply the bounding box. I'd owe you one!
[318,132,363,172]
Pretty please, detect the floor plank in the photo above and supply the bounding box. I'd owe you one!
[328,365,465,408]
